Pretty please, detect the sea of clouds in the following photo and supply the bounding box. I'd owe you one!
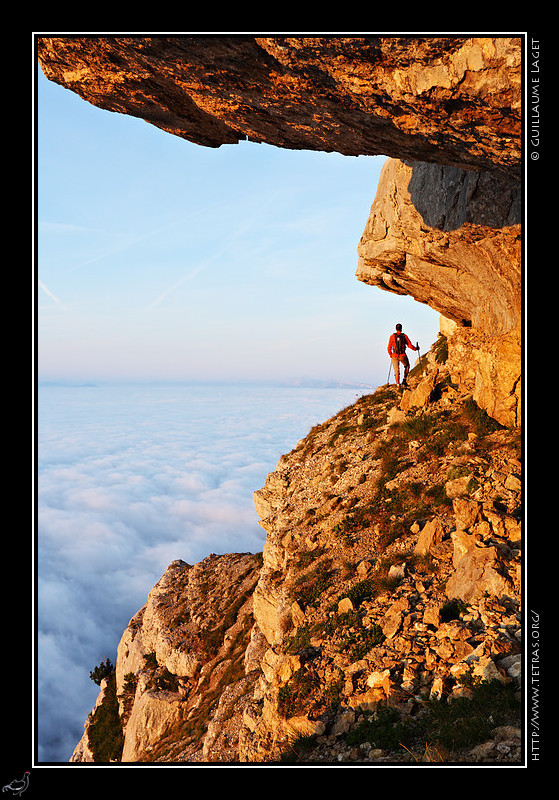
[36,381,364,762]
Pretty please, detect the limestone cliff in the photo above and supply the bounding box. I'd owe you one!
[71,349,522,764]
[37,36,520,176]
[36,35,525,764]
[357,159,521,428]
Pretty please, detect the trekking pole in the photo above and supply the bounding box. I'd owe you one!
[387,361,392,385]
[416,342,424,375]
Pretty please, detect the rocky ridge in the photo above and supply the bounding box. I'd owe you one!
[72,343,522,764]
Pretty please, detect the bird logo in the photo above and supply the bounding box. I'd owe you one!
[2,772,30,797]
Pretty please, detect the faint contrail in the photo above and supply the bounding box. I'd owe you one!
[148,252,224,309]
[148,265,206,309]
[39,280,68,311]
[148,190,284,309]
[66,205,221,274]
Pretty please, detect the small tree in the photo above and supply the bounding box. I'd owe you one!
[89,657,114,686]
[87,671,124,762]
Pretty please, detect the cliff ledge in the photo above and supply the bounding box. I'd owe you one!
[72,349,522,764]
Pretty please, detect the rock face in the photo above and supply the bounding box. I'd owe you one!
[37,36,524,764]
[72,350,523,764]
[37,35,522,428]
[357,158,521,427]
[37,36,520,176]
[72,552,262,763]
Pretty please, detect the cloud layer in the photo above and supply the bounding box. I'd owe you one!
[37,381,361,762]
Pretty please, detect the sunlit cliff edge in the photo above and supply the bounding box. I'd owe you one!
[71,357,522,764]
[36,36,523,764]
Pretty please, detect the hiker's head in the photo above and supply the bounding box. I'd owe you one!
[396,324,402,332]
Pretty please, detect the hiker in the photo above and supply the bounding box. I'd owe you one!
[387,323,418,388]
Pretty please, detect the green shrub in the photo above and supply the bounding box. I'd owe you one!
[422,681,520,751]
[89,657,114,686]
[346,706,416,750]
[279,734,318,763]
[347,623,384,660]
[285,625,312,654]
[342,579,375,606]
[344,680,520,757]
[422,424,468,456]
[323,672,344,708]
[424,482,452,508]
[296,547,324,568]
[402,414,439,438]
[328,423,356,446]
[123,672,138,694]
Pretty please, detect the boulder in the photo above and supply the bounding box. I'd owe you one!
[446,543,512,602]
[414,517,445,556]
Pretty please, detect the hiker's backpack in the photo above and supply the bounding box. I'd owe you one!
[394,332,406,355]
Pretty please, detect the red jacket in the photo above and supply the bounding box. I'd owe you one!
[387,332,416,357]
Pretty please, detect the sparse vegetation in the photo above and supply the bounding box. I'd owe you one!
[279,734,318,763]
[343,680,520,759]
[431,332,449,364]
[82,352,521,765]
[420,680,520,753]
[423,482,452,507]
[149,667,179,692]
[296,546,324,568]
[290,559,333,608]
[87,670,124,762]
[329,422,356,446]
[462,396,504,436]
[346,705,416,750]
[277,668,321,718]
[342,619,385,661]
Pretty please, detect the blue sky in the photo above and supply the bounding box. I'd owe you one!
[37,66,441,387]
